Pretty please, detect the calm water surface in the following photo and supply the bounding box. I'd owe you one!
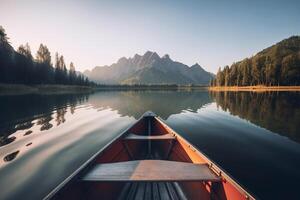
[0,90,299,200]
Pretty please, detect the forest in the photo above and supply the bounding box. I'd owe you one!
[211,36,300,86]
[0,26,91,85]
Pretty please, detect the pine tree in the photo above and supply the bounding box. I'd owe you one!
[0,26,9,43]
[36,44,53,83]
[36,44,51,65]
[224,66,230,86]
[18,43,33,60]
[69,62,77,84]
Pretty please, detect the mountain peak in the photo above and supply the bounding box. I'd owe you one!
[162,54,171,60]
[143,51,160,60]
[133,53,141,59]
[143,50,154,56]
[139,51,160,66]
[191,63,201,68]
[117,57,128,64]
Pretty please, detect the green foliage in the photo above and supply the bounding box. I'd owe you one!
[213,36,300,86]
[281,53,300,85]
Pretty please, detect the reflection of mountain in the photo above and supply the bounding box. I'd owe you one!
[210,91,300,142]
[0,93,90,142]
[88,91,212,119]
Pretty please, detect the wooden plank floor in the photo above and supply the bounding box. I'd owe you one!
[118,182,187,200]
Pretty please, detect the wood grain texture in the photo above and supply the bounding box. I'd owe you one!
[82,160,220,182]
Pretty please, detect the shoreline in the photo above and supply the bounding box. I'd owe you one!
[0,84,209,94]
[95,85,208,91]
[0,84,94,95]
[2,84,300,94]
[209,86,300,91]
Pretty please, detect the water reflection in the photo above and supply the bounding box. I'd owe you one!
[88,91,212,119]
[25,142,32,146]
[0,93,90,147]
[2,91,299,147]
[37,115,53,131]
[0,90,299,200]
[0,104,134,200]
[56,107,67,126]
[15,121,34,130]
[2,140,35,164]
[3,151,19,162]
[0,136,16,146]
[210,91,300,142]
[23,130,32,136]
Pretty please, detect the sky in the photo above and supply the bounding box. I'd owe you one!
[0,0,299,73]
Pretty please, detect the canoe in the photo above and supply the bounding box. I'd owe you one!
[45,111,255,200]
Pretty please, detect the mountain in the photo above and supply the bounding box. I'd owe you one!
[212,36,300,86]
[84,51,214,85]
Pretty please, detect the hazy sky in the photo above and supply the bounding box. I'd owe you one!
[0,0,299,73]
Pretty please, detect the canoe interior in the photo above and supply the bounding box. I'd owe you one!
[50,114,253,200]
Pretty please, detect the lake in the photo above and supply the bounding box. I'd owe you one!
[0,90,299,200]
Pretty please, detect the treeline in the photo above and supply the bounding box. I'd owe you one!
[211,36,300,87]
[0,26,91,85]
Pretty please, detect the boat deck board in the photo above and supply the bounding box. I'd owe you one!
[124,133,175,140]
[118,182,186,200]
[82,160,220,182]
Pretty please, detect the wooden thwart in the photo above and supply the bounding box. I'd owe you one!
[82,160,220,182]
[124,133,175,140]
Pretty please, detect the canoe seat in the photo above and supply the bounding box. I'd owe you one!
[123,133,176,140]
[81,160,220,182]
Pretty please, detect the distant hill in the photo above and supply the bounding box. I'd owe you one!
[84,51,214,85]
[212,36,300,86]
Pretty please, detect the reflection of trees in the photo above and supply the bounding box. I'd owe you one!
[89,91,213,119]
[36,114,53,131]
[14,121,34,130]
[210,91,300,142]
[3,150,20,162]
[70,102,76,114]
[0,136,16,146]
[56,107,67,126]
[0,93,90,139]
